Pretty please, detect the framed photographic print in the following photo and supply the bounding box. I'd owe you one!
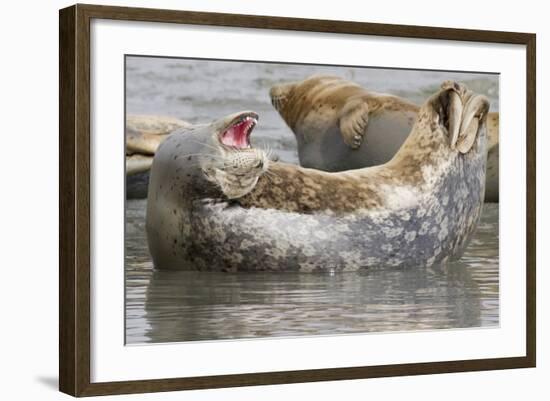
[59,4,536,397]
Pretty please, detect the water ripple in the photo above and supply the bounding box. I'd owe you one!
[125,200,499,343]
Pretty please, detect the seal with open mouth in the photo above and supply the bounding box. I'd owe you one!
[147,82,489,272]
[146,111,269,269]
[270,75,499,202]
[126,114,192,175]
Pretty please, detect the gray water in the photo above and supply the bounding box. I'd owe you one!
[126,56,499,165]
[125,56,499,344]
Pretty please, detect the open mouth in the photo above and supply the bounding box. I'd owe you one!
[219,112,258,149]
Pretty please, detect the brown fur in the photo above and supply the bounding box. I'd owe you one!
[486,112,499,149]
[238,118,444,214]
[271,75,418,148]
[273,75,498,146]
[240,82,488,214]
[270,75,499,202]
[273,76,418,126]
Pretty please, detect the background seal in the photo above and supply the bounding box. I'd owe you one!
[270,75,499,201]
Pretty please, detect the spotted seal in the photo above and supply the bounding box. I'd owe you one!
[146,111,269,269]
[270,75,499,202]
[146,82,489,272]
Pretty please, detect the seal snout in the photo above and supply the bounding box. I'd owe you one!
[269,84,293,111]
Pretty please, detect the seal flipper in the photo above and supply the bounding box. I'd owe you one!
[338,98,369,149]
[456,95,489,154]
[126,154,153,175]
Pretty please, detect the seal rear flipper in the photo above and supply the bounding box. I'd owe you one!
[438,81,490,154]
[338,98,369,149]
[456,95,490,154]
[126,154,153,175]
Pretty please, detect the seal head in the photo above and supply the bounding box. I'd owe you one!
[146,111,269,269]
[197,111,269,199]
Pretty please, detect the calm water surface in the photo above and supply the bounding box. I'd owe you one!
[125,201,498,344]
[125,57,499,344]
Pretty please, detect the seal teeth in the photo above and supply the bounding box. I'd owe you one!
[245,118,257,148]
[220,114,258,149]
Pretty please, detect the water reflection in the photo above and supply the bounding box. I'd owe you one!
[125,201,498,344]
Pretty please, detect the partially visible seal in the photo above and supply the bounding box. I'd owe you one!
[269,75,419,170]
[126,115,191,175]
[270,75,499,202]
[147,82,490,272]
[125,115,191,198]
[484,112,499,202]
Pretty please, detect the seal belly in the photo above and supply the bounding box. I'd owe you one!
[299,108,416,173]
[184,194,482,272]
[355,109,417,167]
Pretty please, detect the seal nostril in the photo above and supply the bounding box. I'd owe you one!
[256,160,263,168]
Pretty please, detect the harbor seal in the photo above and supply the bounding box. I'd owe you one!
[146,111,269,269]
[146,82,489,272]
[270,75,499,202]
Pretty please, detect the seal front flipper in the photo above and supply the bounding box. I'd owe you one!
[338,98,369,149]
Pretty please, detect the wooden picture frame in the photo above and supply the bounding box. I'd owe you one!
[59,3,536,397]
